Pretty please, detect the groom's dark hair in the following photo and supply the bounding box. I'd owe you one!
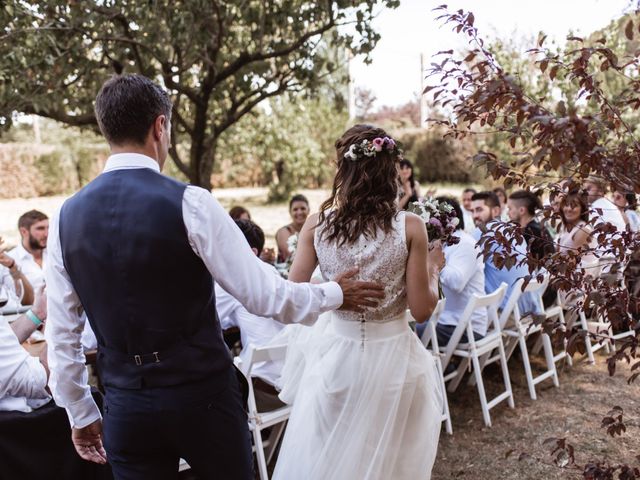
[95,74,172,146]
[235,219,265,255]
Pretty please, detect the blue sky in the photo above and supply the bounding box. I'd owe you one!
[351,0,632,108]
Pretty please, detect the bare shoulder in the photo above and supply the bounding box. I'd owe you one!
[404,212,425,232]
[403,212,427,244]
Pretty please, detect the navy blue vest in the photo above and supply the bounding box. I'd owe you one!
[59,168,231,389]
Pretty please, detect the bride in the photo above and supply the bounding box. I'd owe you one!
[272,124,445,479]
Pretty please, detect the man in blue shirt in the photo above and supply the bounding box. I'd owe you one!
[470,191,540,314]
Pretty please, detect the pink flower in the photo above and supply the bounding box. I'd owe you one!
[429,217,442,228]
[372,137,384,151]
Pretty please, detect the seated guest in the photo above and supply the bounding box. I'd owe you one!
[0,237,34,306]
[471,191,540,314]
[461,188,477,234]
[0,287,49,412]
[416,198,487,346]
[8,210,48,291]
[216,219,285,410]
[556,191,597,267]
[612,190,640,233]
[228,205,251,221]
[507,190,556,306]
[276,194,310,263]
[0,288,112,480]
[398,158,421,210]
[583,176,625,231]
[493,186,510,222]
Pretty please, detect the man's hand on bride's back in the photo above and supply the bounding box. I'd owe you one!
[335,268,385,313]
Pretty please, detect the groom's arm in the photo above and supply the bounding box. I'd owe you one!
[184,187,343,325]
[44,210,100,429]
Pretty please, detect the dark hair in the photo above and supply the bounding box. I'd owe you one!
[234,219,265,255]
[492,187,507,205]
[436,196,464,231]
[318,124,401,246]
[95,74,172,146]
[560,191,589,226]
[471,191,501,210]
[289,194,309,210]
[625,193,638,211]
[462,188,477,195]
[508,190,542,216]
[18,210,48,230]
[229,206,251,220]
[398,158,416,189]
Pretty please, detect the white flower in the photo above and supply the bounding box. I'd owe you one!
[287,233,299,254]
[345,144,358,160]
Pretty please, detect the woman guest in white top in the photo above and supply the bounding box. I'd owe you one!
[416,197,487,346]
[612,190,640,233]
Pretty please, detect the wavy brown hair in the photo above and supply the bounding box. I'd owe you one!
[317,124,402,246]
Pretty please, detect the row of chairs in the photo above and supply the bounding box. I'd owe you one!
[418,267,634,434]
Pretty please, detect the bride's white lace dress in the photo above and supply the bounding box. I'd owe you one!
[272,211,442,480]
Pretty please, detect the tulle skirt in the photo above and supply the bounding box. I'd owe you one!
[272,312,442,480]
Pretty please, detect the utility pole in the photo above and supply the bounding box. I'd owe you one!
[420,52,429,128]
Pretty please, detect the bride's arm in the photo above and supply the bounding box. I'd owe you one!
[288,213,320,283]
[405,213,443,323]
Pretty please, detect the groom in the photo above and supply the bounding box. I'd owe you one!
[45,74,385,479]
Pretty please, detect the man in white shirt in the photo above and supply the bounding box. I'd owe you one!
[461,188,476,235]
[416,198,487,345]
[216,219,285,411]
[0,288,49,413]
[0,238,34,306]
[45,74,384,479]
[583,176,626,232]
[8,210,48,291]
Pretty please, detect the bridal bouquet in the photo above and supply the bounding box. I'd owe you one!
[408,198,460,247]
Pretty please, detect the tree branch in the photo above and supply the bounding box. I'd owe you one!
[213,11,335,85]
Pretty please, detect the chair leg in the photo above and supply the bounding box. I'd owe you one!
[433,356,453,434]
[448,357,467,392]
[519,335,537,400]
[580,312,596,364]
[265,421,287,465]
[541,333,560,387]
[470,353,492,427]
[498,339,515,408]
[253,424,269,480]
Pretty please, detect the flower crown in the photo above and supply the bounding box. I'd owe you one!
[344,137,397,161]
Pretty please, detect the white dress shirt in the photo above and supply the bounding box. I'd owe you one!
[215,282,285,386]
[462,209,475,234]
[0,318,50,412]
[8,243,47,291]
[45,153,343,429]
[439,231,488,336]
[591,197,626,232]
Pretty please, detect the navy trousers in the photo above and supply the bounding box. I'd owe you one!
[102,366,253,480]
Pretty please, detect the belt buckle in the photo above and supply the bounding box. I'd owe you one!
[134,355,142,366]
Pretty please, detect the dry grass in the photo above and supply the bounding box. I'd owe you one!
[432,350,640,479]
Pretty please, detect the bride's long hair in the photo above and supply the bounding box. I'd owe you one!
[318,124,401,246]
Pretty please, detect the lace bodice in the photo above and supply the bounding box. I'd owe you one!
[314,211,408,323]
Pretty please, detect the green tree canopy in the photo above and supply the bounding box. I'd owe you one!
[0,0,398,189]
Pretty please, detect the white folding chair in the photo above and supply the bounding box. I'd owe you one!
[235,344,292,480]
[560,258,613,364]
[493,276,569,400]
[409,299,452,435]
[439,283,514,427]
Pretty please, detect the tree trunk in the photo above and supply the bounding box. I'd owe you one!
[188,102,214,190]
